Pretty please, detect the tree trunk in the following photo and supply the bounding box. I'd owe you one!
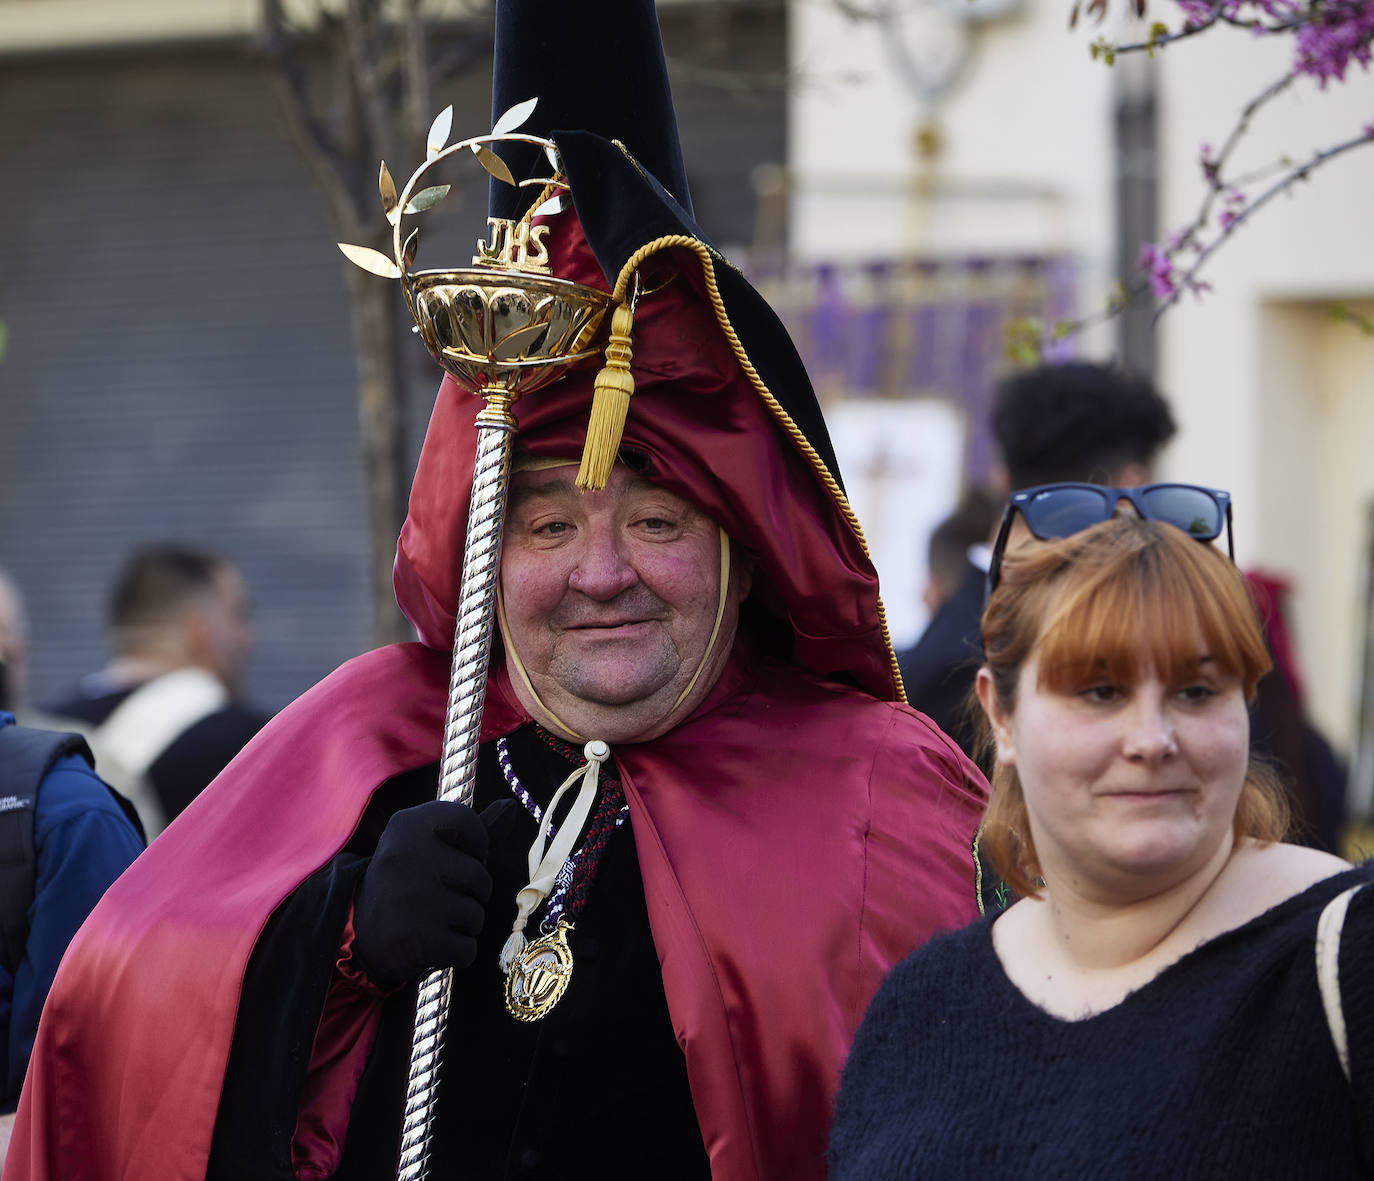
[346,266,412,648]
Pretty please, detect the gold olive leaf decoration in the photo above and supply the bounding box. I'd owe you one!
[472,146,514,187]
[338,98,545,280]
[338,242,403,279]
[427,106,453,159]
[380,160,399,221]
[472,97,536,187]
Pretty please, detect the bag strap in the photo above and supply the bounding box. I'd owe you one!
[1316,882,1363,1083]
[93,667,228,778]
[0,723,94,977]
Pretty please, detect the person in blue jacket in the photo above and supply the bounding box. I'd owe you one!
[0,705,144,1117]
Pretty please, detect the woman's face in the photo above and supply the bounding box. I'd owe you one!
[981,642,1251,901]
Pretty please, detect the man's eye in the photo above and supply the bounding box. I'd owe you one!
[533,521,571,537]
[630,514,679,534]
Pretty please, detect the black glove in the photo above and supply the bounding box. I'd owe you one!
[351,797,519,990]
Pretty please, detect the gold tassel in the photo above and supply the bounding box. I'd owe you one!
[576,301,636,491]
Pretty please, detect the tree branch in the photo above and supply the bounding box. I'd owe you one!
[1109,2,1224,54]
[1107,0,1318,56]
[258,0,368,240]
[401,0,432,144]
[1154,126,1374,317]
[342,0,396,175]
[1171,70,1296,255]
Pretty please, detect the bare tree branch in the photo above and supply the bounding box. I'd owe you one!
[1155,126,1374,317]
[402,0,433,143]
[1047,0,1374,352]
[257,0,506,646]
[342,0,395,171]
[1168,71,1296,256]
[258,0,369,240]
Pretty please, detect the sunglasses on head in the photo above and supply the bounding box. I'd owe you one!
[986,482,1234,592]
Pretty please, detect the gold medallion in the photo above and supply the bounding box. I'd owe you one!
[503,920,575,1022]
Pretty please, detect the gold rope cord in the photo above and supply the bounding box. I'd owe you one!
[608,229,907,702]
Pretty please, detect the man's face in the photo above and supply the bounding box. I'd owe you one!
[500,463,750,743]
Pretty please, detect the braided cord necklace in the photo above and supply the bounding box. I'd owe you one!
[496,728,629,1021]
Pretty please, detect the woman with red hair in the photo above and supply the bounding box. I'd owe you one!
[831,486,1371,1179]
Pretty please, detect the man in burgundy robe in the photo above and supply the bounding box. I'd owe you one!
[4,4,986,1179]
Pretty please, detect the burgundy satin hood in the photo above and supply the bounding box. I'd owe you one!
[395,212,900,702]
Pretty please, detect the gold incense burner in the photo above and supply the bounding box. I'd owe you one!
[339,100,613,400]
[407,270,610,397]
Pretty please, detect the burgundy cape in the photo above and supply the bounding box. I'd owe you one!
[6,214,986,1180]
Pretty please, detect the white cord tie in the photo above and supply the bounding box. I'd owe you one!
[499,739,610,971]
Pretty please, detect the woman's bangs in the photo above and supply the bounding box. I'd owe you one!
[1034,533,1269,695]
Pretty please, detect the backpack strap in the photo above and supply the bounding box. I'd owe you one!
[90,668,228,838]
[94,667,228,780]
[0,724,95,978]
[1316,882,1363,1083]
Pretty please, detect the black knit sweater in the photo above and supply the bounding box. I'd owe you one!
[830,864,1374,1180]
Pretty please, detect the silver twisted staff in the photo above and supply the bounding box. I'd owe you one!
[385,269,611,1179]
[395,392,516,1181]
[337,106,615,1180]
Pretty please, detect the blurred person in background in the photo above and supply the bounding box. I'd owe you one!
[898,487,1001,755]
[899,361,1178,760]
[993,361,1178,494]
[43,544,269,836]
[0,568,143,1157]
[920,489,1003,619]
[1246,570,1348,854]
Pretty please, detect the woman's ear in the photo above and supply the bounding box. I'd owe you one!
[975,667,1015,767]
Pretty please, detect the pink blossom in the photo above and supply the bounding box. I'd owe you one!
[1169,2,1374,89]
[1198,140,1220,182]
[1139,241,1180,299]
[1177,0,1218,26]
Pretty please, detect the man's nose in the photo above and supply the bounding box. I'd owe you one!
[568,528,638,599]
[1121,695,1178,762]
